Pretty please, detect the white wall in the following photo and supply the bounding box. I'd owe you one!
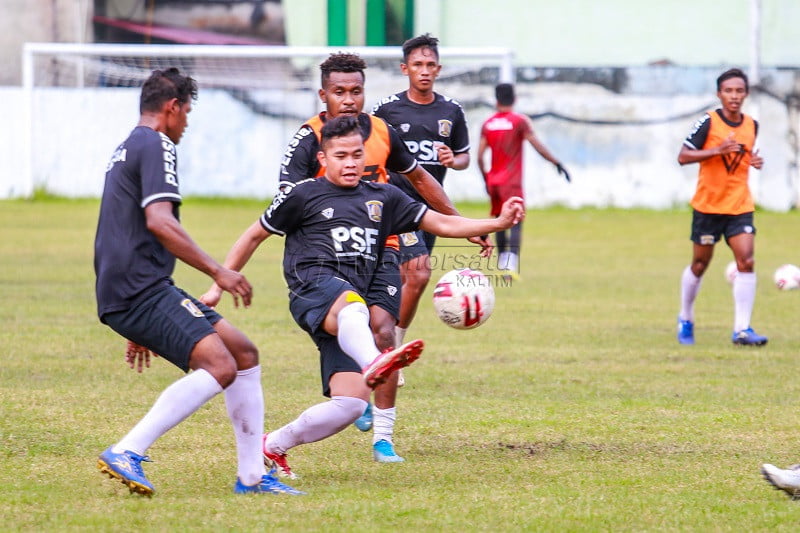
[2,82,794,211]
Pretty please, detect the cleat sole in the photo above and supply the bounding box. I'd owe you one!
[364,340,423,388]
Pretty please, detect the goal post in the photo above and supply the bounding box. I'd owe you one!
[19,42,514,199]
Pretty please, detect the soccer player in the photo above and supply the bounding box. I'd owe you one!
[279,51,490,463]
[675,68,767,346]
[477,83,570,276]
[200,115,524,480]
[368,33,471,460]
[93,67,302,497]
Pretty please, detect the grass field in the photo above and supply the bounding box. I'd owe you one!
[4,198,800,531]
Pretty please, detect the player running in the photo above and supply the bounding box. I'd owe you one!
[675,68,767,346]
[367,33,471,460]
[200,115,524,481]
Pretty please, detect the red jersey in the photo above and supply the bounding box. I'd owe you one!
[480,111,531,187]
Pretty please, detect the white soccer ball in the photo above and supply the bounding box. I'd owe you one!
[724,261,738,284]
[432,268,495,329]
[773,264,800,291]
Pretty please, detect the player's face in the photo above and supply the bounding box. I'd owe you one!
[318,132,366,188]
[166,100,191,144]
[717,77,748,115]
[320,72,365,118]
[401,47,441,93]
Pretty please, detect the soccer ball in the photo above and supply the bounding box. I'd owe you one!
[432,268,495,329]
[724,261,737,284]
[773,264,800,290]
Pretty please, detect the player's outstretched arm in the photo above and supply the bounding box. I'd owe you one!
[144,201,252,307]
[200,221,272,308]
[419,197,525,238]
[678,132,741,165]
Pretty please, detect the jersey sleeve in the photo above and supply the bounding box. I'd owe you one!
[683,113,711,150]
[450,103,470,154]
[140,132,181,208]
[386,185,428,234]
[385,123,418,174]
[279,125,321,188]
[259,181,306,236]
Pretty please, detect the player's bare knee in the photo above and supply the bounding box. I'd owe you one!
[373,324,395,351]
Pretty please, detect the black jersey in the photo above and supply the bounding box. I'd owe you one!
[94,126,182,319]
[260,177,427,294]
[372,91,469,201]
[278,112,417,188]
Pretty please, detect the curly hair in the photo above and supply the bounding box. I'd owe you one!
[319,53,367,87]
[402,33,439,62]
[140,67,197,113]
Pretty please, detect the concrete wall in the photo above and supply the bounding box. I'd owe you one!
[3,75,796,211]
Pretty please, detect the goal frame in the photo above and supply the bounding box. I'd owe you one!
[20,42,514,198]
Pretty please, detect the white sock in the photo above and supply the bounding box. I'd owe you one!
[224,365,266,485]
[337,302,381,368]
[733,271,757,332]
[373,406,397,444]
[265,396,368,455]
[497,252,509,270]
[395,326,407,346]
[679,266,702,322]
[507,253,519,273]
[113,368,223,456]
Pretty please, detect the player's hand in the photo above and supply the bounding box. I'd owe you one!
[555,163,571,183]
[214,268,253,308]
[750,148,764,169]
[498,197,526,227]
[436,142,455,168]
[717,132,743,155]
[199,283,223,308]
[467,234,493,258]
[125,341,157,373]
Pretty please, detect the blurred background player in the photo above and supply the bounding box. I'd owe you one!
[368,32,471,459]
[278,52,489,463]
[94,67,302,497]
[675,68,767,346]
[200,116,523,480]
[477,83,570,277]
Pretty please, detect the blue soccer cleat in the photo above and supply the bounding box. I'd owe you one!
[97,446,155,496]
[373,439,404,463]
[354,403,373,432]
[677,318,694,345]
[732,327,768,346]
[234,470,306,496]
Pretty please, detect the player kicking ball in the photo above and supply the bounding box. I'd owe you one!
[201,115,524,479]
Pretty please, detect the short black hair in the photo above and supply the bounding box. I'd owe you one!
[402,33,439,62]
[319,53,367,88]
[320,115,363,149]
[717,68,749,92]
[140,67,198,113]
[495,83,515,106]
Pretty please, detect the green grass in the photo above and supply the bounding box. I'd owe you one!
[3,199,800,531]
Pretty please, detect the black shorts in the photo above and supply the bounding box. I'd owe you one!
[690,210,756,245]
[366,248,402,320]
[288,276,363,397]
[102,285,221,372]
[398,230,435,262]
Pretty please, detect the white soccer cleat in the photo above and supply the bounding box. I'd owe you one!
[761,463,800,499]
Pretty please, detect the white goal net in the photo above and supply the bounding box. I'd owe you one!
[18,42,513,199]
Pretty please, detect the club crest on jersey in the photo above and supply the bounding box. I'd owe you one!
[181,298,204,318]
[400,232,419,246]
[321,208,334,219]
[400,123,410,133]
[366,200,383,222]
[438,119,453,137]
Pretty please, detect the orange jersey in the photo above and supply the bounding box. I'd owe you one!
[305,113,400,249]
[690,111,756,215]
